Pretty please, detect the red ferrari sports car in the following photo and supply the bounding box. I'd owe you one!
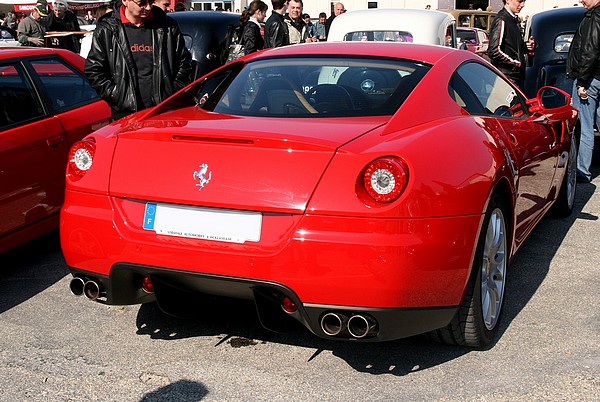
[61,42,578,347]
[0,47,111,254]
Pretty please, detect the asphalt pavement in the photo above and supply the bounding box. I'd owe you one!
[0,166,599,401]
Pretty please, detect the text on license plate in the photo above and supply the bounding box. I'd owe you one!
[143,203,262,243]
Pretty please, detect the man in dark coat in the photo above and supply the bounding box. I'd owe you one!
[324,1,344,39]
[567,0,600,183]
[488,0,535,88]
[264,0,289,48]
[85,0,192,120]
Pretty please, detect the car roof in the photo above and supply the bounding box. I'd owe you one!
[0,47,85,69]
[327,8,455,46]
[441,9,496,18]
[0,46,69,58]
[528,6,585,30]
[169,10,240,24]
[250,41,457,65]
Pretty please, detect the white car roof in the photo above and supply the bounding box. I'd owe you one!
[327,8,456,47]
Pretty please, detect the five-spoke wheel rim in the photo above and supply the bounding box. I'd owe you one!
[481,208,507,331]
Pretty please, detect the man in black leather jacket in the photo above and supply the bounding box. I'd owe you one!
[85,0,192,120]
[567,0,600,183]
[264,0,289,48]
[488,0,534,88]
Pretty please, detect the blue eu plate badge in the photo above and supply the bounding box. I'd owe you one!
[143,203,157,230]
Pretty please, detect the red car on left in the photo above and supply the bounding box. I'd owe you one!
[0,47,111,254]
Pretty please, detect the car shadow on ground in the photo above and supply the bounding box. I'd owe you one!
[0,230,68,314]
[139,379,209,402]
[134,161,600,377]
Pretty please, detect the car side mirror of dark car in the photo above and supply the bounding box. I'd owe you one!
[528,86,570,113]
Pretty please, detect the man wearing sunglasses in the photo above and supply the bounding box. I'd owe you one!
[85,0,192,120]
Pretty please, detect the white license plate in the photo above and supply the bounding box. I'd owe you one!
[143,203,262,243]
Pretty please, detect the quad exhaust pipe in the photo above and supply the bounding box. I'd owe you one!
[320,312,378,339]
[347,314,378,339]
[69,277,105,301]
[321,312,349,336]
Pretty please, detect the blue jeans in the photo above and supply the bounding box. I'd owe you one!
[572,79,600,181]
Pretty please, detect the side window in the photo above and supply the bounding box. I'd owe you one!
[458,15,471,27]
[455,62,527,118]
[445,23,457,47]
[474,15,488,30]
[554,33,574,53]
[448,72,486,115]
[30,58,99,113]
[0,63,45,130]
[194,67,236,108]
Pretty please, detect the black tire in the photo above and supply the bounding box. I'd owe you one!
[427,195,509,348]
[552,133,577,217]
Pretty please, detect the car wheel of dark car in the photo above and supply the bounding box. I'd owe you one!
[552,133,577,217]
[428,195,508,347]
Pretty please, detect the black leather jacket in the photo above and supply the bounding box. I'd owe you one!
[567,4,600,88]
[84,6,192,115]
[488,7,527,82]
[264,11,289,48]
[242,21,263,55]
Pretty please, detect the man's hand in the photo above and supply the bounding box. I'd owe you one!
[526,36,535,51]
[29,37,43,46]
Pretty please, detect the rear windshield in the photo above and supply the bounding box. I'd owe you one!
[343,31,414,42]
[207,57,429,117]
[457,30,476,43]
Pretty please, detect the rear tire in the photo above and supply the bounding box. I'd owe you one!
[427,195,508,348]
[552,133,577,217]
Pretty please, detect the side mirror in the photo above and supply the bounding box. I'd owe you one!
[539,86,570,109]
[528,86,571,113]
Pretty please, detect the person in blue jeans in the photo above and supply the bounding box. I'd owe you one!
[567,0,600,183]
[571,79,600,183]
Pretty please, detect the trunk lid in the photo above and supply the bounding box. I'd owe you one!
[109,113,387,213]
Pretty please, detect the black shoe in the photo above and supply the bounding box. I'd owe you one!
[576,174,591,184]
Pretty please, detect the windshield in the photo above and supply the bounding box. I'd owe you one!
[205,57,429,117]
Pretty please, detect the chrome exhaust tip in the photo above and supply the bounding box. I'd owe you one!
[320,312,348,336]
[83,279,104,301]
[69,277,86,296]
[347,314,378,339]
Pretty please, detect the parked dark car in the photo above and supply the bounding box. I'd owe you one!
[169,11,241,80]
[523,6,585,99]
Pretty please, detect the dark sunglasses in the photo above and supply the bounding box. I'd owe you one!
[132,0,154,7]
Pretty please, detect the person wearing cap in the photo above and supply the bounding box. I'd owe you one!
[17,4,47,46]
[44,0,81,53]
[85,0,192,120]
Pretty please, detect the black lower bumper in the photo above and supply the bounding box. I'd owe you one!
[69,263,458,342]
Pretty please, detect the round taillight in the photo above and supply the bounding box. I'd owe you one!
[281,296,297,313]
[141,276,154,294]
[68,140,96,177]
[362,158,408,203]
